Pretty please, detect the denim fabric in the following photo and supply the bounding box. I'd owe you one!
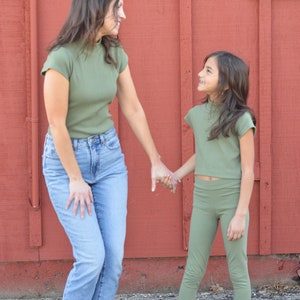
[42,127,128,300]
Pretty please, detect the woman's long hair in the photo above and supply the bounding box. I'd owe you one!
[48,0,120,66]
[204,51,256,140]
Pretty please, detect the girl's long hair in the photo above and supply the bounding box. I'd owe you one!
[204,51,256,140]
[48,0,120,66]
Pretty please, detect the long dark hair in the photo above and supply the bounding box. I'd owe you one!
[48,0,120,66]
[204,51,256,140]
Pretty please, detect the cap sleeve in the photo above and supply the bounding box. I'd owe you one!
[236,112,256,138]
[41,47,73,80]
[115,46,128,73]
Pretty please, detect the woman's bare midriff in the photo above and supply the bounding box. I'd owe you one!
[195,174,220,181]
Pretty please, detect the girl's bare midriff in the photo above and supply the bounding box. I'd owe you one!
[196,174,220,181]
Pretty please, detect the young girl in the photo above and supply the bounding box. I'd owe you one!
[161,51,256,299]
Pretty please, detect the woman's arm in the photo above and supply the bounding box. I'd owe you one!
[227,128,255,241]
[43,69,93,218]
[117,65,179,191]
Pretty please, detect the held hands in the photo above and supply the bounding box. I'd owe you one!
[227,214,246,241]
[160,174,179,192]
[66,178,93,218]
[151,160,180,193]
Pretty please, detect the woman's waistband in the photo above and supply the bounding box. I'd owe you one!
[45,127,117,148]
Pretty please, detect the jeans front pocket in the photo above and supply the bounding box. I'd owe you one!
[103,130,121,150]
[42,134,66,177]
[97,129,127,176]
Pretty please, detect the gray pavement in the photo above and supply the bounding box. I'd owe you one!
[2,289,300,300]
[116,290,300,299]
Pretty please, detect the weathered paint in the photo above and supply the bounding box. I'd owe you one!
[0,0,299,296]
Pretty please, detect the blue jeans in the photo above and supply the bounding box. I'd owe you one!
[42,127,128,300]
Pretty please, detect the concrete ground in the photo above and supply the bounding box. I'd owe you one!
[115,288,300,299]
[2,283,300,300]
[2,289,300,300]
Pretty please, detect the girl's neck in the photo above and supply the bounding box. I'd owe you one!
[208,97,222,104]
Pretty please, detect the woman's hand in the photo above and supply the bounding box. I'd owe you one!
[66,179,94,218]
[151,161,180,193]
[227,214,246,241]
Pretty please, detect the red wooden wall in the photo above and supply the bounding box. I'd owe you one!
[0,0,299,296]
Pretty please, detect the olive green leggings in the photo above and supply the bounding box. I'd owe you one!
[178,178,251,300]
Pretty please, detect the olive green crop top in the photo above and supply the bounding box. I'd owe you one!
[41,41,128,138]
[184,100,256,179]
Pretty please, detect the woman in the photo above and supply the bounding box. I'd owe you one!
[41,1,178,299]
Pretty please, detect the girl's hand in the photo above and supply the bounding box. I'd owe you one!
[160,175,174,191]
[151,161,180,193]
[227,215,246,241]
[66,179,93,218]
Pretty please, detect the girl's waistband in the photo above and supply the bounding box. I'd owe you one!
[194,176,241,190]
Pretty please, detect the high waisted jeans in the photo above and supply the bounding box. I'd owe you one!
[178,178,251,300]
[42,127,128,300]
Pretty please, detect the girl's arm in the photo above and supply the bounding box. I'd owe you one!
[44,69,93,218]
[174,153,196,180]
[227,128,255,241]
[117,65,179,191]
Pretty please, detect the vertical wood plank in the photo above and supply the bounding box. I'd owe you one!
[269,0,300,254]
[179,0,194,251]
[258,0,272,255]
[28,0,42,248]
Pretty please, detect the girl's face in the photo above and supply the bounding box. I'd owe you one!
[198,56,220,101]
[97,0,126,39]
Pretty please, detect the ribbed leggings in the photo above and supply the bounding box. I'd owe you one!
[178,177,251,300]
